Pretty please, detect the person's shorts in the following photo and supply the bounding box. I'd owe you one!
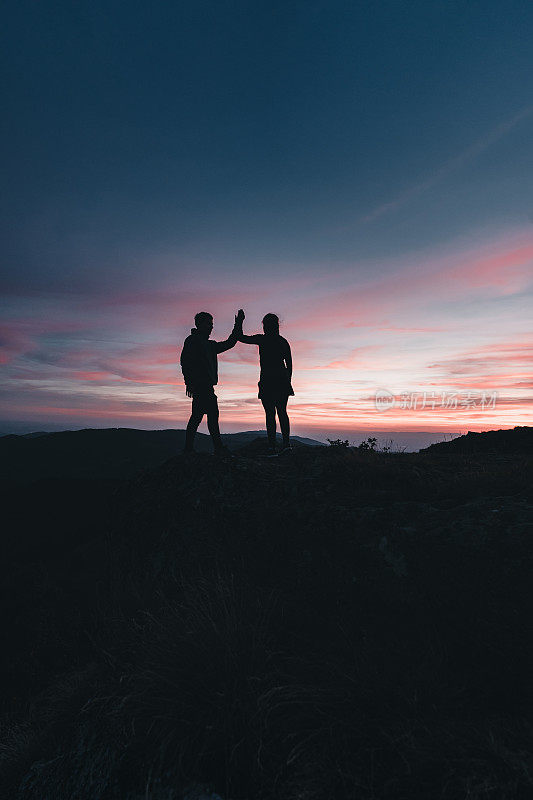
[191,387,218,417]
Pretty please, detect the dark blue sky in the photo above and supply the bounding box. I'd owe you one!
[3,0,533,291]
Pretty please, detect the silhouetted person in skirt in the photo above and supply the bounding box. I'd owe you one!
[238,312,293,455]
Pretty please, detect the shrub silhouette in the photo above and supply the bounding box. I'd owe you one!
[357,436,377,451]
[326,438,349,447]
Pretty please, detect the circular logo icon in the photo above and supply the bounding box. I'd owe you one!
[374,389,395,412]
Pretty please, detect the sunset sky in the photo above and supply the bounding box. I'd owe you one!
[1,1,532,440]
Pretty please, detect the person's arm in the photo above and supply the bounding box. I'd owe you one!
[235,310,262,344]
[180,338,195,396]
[284,340,292,381]
[239,333,262,344]
[214,309,245,354]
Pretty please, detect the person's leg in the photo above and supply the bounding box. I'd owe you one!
[276,396,290,449]
[261,398,277,450]
[206,391,224,452]
[185,395,205,452]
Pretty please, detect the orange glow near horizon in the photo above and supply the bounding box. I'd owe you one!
[1,227,532,436]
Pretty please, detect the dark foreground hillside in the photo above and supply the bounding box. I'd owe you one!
[1,433,533,799]
[0,427,323,484]
[423,425,532,455]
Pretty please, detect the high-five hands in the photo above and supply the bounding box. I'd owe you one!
[235,308,245,324]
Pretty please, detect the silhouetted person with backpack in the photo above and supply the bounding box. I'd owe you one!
[180,309,244,454]
[238,312,294,456]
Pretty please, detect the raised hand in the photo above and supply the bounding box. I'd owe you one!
[235,308,245,324]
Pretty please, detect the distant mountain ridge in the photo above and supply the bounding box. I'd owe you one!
[0,427,324,484]
[221,430,323,449]
[0,423,467,451]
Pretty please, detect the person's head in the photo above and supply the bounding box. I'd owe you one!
[194,311,213,336]
[262,313,279,335]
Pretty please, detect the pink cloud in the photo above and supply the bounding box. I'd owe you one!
[447,244,533,294]
[314,345,382,370]
[0,324,35,365]
[73,371,114,381]
[293,231,533,331]
[426,339,533,388]
[375,324,448,333]
[0,318,91,364]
